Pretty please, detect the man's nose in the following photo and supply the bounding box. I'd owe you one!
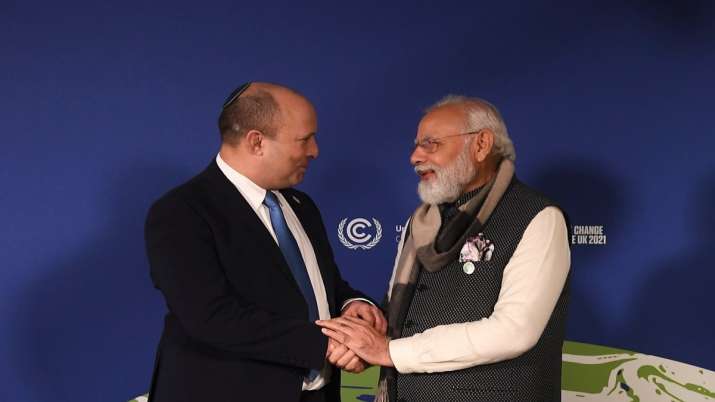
[410,145,425,166]
[308,137,319,159]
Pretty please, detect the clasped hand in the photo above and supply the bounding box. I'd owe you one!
[317,301,393,373]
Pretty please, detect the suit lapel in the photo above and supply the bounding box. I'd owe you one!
[281,190,336,313]
[202,162,303,295]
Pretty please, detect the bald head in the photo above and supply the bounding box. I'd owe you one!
[218,82,311,145]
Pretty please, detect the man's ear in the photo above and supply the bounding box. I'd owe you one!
[244,130,264,156]
[472,129,495,163]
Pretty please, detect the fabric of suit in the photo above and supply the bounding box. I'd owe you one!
[144,160,365,402]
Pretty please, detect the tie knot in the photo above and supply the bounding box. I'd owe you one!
[263,191,280,210]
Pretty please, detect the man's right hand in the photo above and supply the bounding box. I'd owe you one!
[326,338,367,373]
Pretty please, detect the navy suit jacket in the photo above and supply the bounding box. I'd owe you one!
[145,161,364,402]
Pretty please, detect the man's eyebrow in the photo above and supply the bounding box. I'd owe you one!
[416,135,436,142]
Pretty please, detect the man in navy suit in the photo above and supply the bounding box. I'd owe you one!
[145,82,385,402]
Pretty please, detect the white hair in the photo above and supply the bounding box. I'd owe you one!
[427,95,516,161]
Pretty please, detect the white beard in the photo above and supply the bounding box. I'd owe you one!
[416,146,476,205]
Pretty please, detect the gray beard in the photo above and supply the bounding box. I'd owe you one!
[416,146,476,205]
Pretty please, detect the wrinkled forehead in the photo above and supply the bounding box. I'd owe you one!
[416,104,468,139]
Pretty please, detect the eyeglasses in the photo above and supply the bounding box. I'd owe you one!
[413,130,482,154]
[221,82,252,110]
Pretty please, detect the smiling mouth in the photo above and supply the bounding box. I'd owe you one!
[417,169,436,180]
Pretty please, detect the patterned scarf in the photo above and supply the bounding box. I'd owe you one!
[375,159,515,401]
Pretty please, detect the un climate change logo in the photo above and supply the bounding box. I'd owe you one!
[338,218,382,250]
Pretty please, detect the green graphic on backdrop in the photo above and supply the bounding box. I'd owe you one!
[129,341,715,402]
[561,341,714,401]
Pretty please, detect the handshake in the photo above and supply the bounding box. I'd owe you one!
[316,301,393,373]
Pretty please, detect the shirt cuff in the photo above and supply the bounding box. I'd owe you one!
[341,297,374,311]
[388,323,479,374]
[389,337,426,374]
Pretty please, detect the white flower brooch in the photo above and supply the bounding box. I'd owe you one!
[458,233,495,274]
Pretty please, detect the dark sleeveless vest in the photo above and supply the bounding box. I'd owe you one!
[393,179,570,402]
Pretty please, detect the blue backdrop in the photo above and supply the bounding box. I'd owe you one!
[2,1,714,401]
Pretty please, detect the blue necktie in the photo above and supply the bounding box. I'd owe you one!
[263,192,321,380]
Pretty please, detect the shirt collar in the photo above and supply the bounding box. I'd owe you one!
[439,186,483,219]
[216,153,274,213]
[454,186,483,208]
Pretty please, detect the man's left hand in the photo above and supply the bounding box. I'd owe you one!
[341,301,387,335]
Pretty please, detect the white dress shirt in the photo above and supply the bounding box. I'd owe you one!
[388,206,571,373]
[216,154,331,390]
